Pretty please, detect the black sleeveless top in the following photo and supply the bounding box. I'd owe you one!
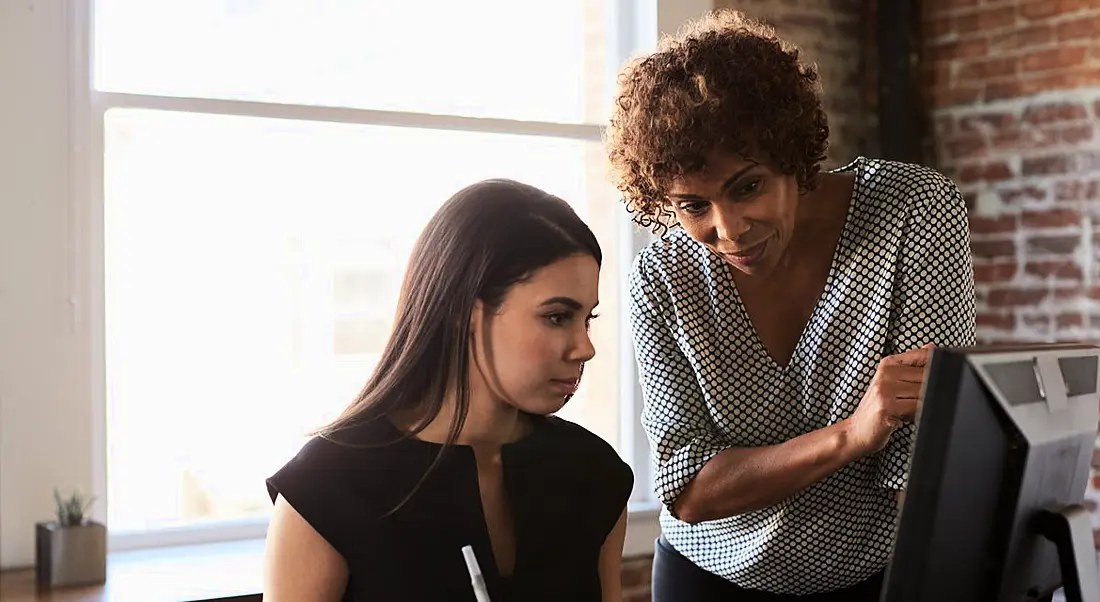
[266,415,634,602]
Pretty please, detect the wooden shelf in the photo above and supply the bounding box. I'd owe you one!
[0,540,263,602]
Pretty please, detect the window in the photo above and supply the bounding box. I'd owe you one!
[92,0,646,544]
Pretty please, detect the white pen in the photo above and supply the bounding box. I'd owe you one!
[461,545,492,602]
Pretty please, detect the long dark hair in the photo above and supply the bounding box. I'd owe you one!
[316,178,602,449]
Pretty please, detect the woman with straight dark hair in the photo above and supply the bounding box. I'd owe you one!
[262,179,633,602]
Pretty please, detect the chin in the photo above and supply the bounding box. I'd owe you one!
[520,396,570,417]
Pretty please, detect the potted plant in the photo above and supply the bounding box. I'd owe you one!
[35,488,106,588]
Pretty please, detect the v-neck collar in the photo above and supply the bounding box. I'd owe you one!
[724,156,865,372]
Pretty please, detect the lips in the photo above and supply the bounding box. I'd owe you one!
[549,378,581,394]
[721,237,770,268]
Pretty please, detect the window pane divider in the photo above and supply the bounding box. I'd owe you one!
[92,91,606,141]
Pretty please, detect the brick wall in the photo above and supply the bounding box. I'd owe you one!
[921,0,1100,538]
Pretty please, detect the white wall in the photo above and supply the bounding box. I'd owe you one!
[0,0,96,569]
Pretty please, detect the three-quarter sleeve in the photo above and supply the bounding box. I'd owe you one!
[879,174,977,490]
[629,254,728,513]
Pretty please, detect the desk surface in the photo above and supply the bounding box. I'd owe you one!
[0,540,263,602]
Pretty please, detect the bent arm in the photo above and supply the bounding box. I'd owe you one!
[672,420,864,523]
[629,258,867,525]
[263,494,349,602]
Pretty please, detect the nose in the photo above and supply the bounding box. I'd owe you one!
[713,205,749,242]
[569,328,596,363]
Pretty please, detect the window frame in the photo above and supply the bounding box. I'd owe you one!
[73,0,711,559]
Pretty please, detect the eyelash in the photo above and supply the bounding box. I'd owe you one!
[676,177,763,215]
[547,312,600,327]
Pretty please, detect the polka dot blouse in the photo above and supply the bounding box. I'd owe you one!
[628,156,977,594]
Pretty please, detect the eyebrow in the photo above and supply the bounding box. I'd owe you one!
[540,297,599,310]
[668,162,759,201]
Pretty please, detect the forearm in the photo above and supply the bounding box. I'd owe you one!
[672,419,865,524]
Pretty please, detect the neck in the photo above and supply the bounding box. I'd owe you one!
[400,378,530,449]
[776,173,852,271]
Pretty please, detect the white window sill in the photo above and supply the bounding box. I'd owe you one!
[86,506,661,600]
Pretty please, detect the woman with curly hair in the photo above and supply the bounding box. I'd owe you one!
[606,9,976,601]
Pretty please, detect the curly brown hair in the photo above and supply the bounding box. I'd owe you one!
[605,9,830,233]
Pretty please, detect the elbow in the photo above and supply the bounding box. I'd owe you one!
[672,501,705,525]
[670,489,709,525]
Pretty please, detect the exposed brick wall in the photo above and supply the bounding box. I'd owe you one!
[622,555,654,602]
[921,0,1100,538]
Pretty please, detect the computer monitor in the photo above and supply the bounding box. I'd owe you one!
[881,343,1100,602]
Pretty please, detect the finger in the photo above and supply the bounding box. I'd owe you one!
[888,348,932,368]
[891,398,918,421]
[891,365,929,384]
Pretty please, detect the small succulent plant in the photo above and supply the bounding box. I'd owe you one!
[53,488,95,527]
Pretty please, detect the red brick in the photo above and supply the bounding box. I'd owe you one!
[1057,15,1100,41]
[1023,102,1088,124]
[1002,68,1100,101]
[971,239,1016,258]
[959,161,1014,183]
[1022,209,1082,229]
[931,85,983,109]
[971,215,1018,234]
[1057,313,1086,328]
[999,186,1048,204]
[1020,47,1089,73]
[1026,260,1084,280]
[1022,155,1072,176]
[1057,67,1100,89]
[958,57,1018,81]
[1020,0,1087,20]
[926,16,954,40]
[928,38,991,63]
[1059,124,1094,145]
[1057,179,1100,201]
[956,6,1017,33]
[974,262,1018,283]
[947,136,988,160]
[986,80,1030,102]
[923,62,953,91]
[991,130,1027,150]
[989,24,1053,52]
[977,312,1016,329]
[1027,235,1081,255]
[987,288,1048,307]
[622,565,650,589]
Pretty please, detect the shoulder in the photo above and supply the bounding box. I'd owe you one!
[264,420,402,555]
[629,229,711,310]
[540,417,633,488]
[850,157,966,217]
[268,420,398,487]
[632,228,711,279]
